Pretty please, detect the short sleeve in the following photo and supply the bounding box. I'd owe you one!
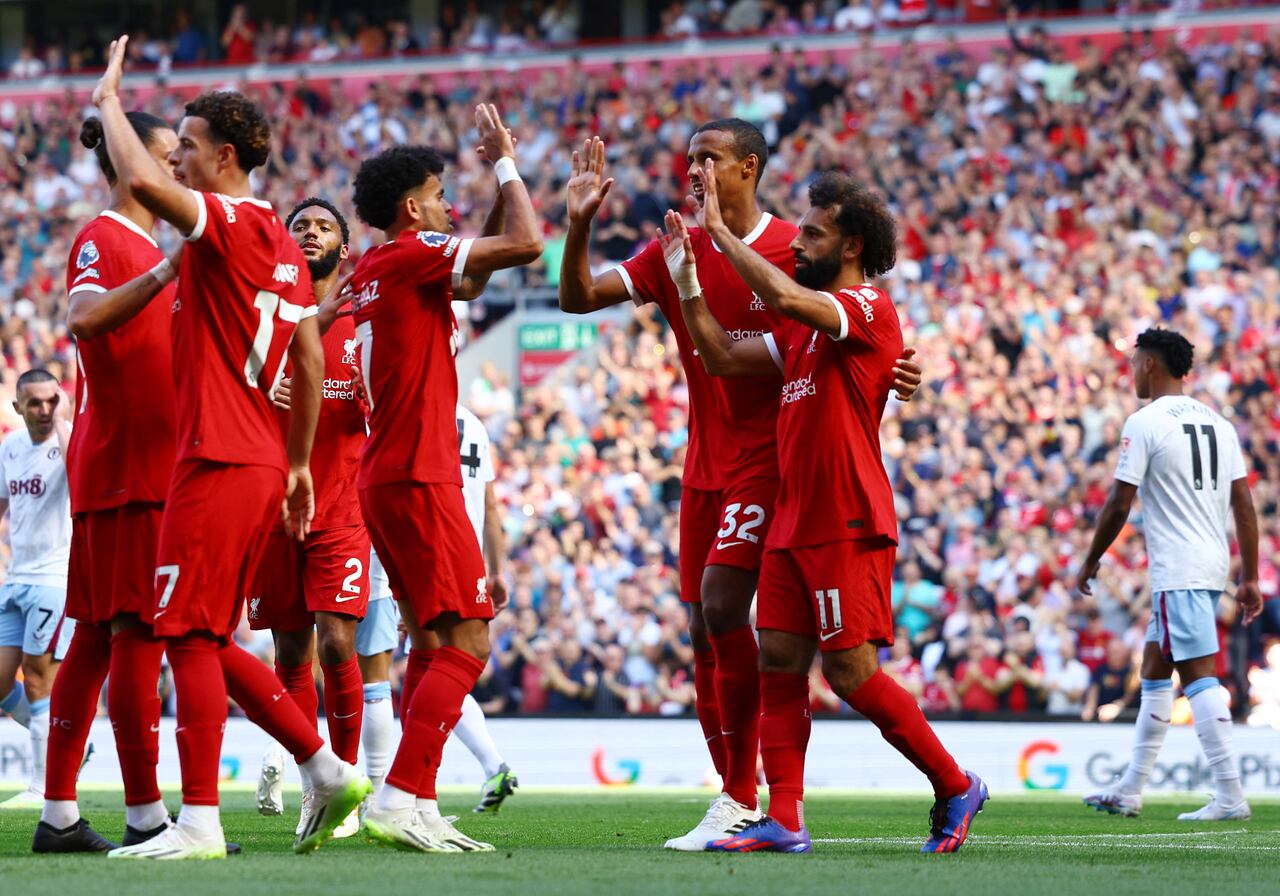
[1226,423,1247,482]
[1113,414,1149,486]
[825,287,901,348]
[67,230,109,297]
[183,190,216,244]
[762,331,785,372]
[402,231,468,297]
[617,238,669,309]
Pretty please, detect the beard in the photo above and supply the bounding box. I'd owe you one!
[794,248,842,290]
[306,246,342,281]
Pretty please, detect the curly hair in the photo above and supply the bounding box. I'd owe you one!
[692,118,769,181]
[352,146,447,231]
[1136,327,1194,378]
[184,91,271,172]
[286,196,350,247]
[80,112,170,186]
[807,172,897,278]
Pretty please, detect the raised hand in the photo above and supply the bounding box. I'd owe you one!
[315,269,356,334]
[475,103,516,164]
[660,208,694,282]
[566,136,614,226]
[691,159,725,236]
[93,36,129,107]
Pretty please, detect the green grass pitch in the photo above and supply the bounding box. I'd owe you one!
[1,787,1276,895]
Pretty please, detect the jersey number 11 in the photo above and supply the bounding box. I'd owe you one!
[1182,424,1218,491]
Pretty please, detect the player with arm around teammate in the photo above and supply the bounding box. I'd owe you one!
[91,36,368,860]
[31,111,184,853]
[1077,328,1261,822]
[674,167,986,854]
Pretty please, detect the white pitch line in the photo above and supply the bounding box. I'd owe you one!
[814,832,1280,851]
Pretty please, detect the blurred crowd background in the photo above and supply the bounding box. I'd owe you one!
[2,7,1279,726]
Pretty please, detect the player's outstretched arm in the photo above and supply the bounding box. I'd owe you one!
[68,244,182,340]
[454,190,505,301]
[693,159,843,338]
[1230,477,1262,624]
[1075,480,1138,596]
[559,137,632,314]
[282,315,323,540]
[93,37,201,237]
[455,105,543,282]
[665,211,776,377]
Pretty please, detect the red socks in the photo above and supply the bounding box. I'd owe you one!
[693,649,727,780]
[221,641,324,764]
[386,646,483,799]
[166,636,227,806]
[399,648,436,726]
[847,670,969,798]
[44,624,112,802]
[321,658,363,765]
[108,626,166,806]
[275,660,319,730]
[709,626,761,807]
[760,671,811,832]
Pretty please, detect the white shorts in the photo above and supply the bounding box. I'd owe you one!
[1147,590,1220,662]
[0,582,73,658]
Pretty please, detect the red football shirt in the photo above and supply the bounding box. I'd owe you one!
[351,229,472,489]
[619,214,795,488]
[175,190,315,474]
[273,313,365,529]
[65,211,177,512]
[764,285,904,549]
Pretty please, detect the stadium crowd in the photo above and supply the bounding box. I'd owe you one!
[2,21,1279,723]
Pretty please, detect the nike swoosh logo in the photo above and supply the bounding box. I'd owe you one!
[717,541,746,550]
[819,630,843,642]
[150,724,161,733]
[1150,714,1171,723]
[333,711,359,719]
[334,594,361,603]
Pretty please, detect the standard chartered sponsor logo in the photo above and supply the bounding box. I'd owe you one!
[725,328,766,342]
[323,377,355,400]
[781,374,816,404]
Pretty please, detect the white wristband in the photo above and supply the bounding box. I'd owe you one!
[493,157,521,186]
[663,239,701,301]
[149,258,176,285]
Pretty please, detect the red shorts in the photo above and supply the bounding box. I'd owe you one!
[67,502,164,625]
[757,537,897,652]
[678,479,779,604]
[152,460,284,640]
[247,525,372,632]
[359,481,491,630]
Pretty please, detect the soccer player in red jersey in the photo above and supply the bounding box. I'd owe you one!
[560,122,921,848]
[33,112,181,854]
[250,197,369,838]
[90,37,368,860]
[676,167,986,854]
[351,106,540,852]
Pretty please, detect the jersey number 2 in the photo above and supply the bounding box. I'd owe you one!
[1182,424,1218,490]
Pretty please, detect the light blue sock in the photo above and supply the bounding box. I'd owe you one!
[1183,677,1218,700]
[363,681,392,702]
[2,686,32,728]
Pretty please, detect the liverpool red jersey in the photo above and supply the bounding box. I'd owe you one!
[65,211,177,512]
[174,190,315,473]
[764,285,903,549]
[273,313,365,529]
[619,214,795,488]
[351,229,472,489]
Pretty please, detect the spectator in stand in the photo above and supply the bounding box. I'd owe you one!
[832,0,876,32]
[1082,640,1139,722]
[221,3,257,65]
[1044,637,1092,716]
[893,560,942,643]
[1076,607,1111,672]
[9,43,46,79]
[955,638,1006,715]
[171,11,206,65]
[1002,623,1046,713]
